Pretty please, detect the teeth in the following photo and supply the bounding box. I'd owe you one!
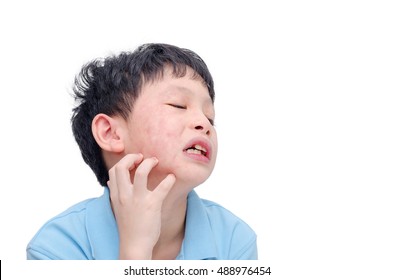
[186,144,207,156]
[194,144,206,152]
[186,149,203,155]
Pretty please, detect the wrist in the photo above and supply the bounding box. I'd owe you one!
[118,238,154,260]
[119,250,152,260]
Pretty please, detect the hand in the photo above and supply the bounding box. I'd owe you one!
[107,154,176,259]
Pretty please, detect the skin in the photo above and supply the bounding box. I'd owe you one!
[92,66,217,259]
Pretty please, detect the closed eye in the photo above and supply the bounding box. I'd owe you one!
[167,104,187,109]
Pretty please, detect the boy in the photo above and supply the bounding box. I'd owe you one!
[26,43,257,260]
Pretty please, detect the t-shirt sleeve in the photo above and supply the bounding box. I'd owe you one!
[204,199,259,260]
[27,248,53,260]
[26,210,92,260]
[235,234,258,260]
[229,221,258,260]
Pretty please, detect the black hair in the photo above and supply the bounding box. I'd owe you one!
[71,43,215,186]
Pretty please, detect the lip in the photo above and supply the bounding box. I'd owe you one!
[183,137,212,163]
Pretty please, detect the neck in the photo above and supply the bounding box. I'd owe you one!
[152,187,188,260]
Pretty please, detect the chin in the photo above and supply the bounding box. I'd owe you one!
[175,169,213,188]
[158,158,214,186]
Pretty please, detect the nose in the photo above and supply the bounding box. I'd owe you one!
[195,124,210,135]
[193,114,212,136]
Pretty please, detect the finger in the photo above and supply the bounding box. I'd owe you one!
[133,157,159,194]
[153,174,176,203]
[107,168,118,202]
[112,154,144,200]
[107,178,121,208]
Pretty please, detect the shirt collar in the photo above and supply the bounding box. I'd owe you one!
[177,190,218,260]
[86,187,218,260]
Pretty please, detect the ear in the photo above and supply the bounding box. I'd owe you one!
[92,113,125,153]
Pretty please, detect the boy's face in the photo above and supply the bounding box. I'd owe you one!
[122,67,217,192]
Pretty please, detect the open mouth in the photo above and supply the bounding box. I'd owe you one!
[183,139,211,162]
[185,144,208,157]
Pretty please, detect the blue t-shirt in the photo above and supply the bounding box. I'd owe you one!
[27,188,257,260]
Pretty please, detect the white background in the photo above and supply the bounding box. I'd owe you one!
[1,0,392,279]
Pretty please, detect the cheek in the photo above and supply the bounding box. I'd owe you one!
[139,119,179,158]
[212,133,218,160]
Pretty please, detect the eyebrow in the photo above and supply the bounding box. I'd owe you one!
[169,85,214,105]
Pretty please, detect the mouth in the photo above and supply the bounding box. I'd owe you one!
[185,144,208,156]
[183,139,211,162]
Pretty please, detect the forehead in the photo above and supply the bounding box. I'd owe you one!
[145,64,206,86]
[142,66,214,105]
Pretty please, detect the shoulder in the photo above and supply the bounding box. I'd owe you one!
[26,195,100,260]
[188,191,258,259]
[201,198,257,240]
